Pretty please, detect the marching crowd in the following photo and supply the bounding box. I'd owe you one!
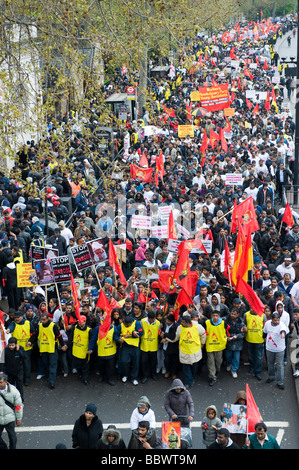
[0,12,299,450]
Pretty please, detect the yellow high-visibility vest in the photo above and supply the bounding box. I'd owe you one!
[72,325,91,359]
[140,319,160,353]
[13,321,32,351]
[205,320,227,352]
[245,312,264,343]
[97,327,117,357]
[179,325,201,355]
[38,322,56,354]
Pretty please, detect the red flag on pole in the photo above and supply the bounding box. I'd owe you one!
[70,272,81,320]
[173,288,194,321]
[281,202,294,227]
[235,276,265,316]
[96,290,112,340]
[108,238,127,286]
[172,241,191,295]
[167,210,177,242]
[139,152,149,168]
[231,196,260,235]
[130,164,153,183]
[246,383,263,434]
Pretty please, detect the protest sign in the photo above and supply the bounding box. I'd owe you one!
[131,214,152,229]
[87,238,107,264]
[71,243,93,271]
[17,263,37,288]
[177,125,194,138]
[51,255,72,283]
[31,245,45,267]
[197,83,230,111]
[225,173,243,186]
[161,422,181,449]
[221,403,247,434]
[34,259,54,286]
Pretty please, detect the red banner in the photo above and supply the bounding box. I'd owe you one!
[197,84,230,111]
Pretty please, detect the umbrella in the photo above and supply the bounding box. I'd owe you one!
[191,107,209,117]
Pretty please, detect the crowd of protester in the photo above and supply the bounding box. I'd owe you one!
[0,11,299,450]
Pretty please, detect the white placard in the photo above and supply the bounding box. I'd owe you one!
[151,225,168,238]
[176,223,191,240]
[167,239,181,253]
[191,240,213,254]
[131,215,152,229]
[225,173,243,186]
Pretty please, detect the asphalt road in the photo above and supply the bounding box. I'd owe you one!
[5,352,299,450]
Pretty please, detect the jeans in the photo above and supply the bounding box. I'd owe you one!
[182,362,198,386]
[246,342,264,376]
[40,350,58,385]
[225,349,241,372]
[266,349,285,385]
[119,345,140,381]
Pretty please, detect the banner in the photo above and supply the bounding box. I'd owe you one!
[197,84,230,111]
[17,263,37,288]
[71,243,93,271]
[51,255,72,283]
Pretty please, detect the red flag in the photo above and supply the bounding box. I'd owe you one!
[264,91,270,111]
[200,129,208,156]
[246,383,263,434]
[186,103,192,120]
[130,164,153,183]
[96,290,112,340]
[252,103,259,115]
[70,272,81,320]
[263,59,268,70]
[209,128,219,148]
[162,104,176,117]
[173,288,194,321]
[223,116,232,133]
[235,276,265,316]
[246,98,253,109]
[184,239,209,257]
[172,241,191,295]
[231,196,260,235]
[167,210,177,242]
[244,67,254,81]
[108,238,127,286]
[139,152,149,168]
[158,270,177,294]
[223,239,233,280]
[219,127,228,153]
[281,202,294,227]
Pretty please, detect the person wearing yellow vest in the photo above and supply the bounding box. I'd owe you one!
[87,316,118,386]
[205,311,227,386]
[114,315,143,386]
[6,311,36,386]
[243,308,267,381]
[166,314,206,388]
[140,311,161,384]
[38,313,67,389]
[67,315,92,385]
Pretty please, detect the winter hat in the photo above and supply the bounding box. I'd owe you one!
[85,403,97,415]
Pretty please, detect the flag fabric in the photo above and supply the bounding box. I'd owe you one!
[158,270,177,294]
[172,241,191,295]
[235,276,265,316]
[70,272,81,320]
[139,152,149,168]
[281,202,294,227]
[246,383,263,434]
[167,210,177,242]
[246,99,253,109]
[219,127,228,153]
[231,196,260,235]
[108,238,127,286]
[231,222,253,285]
[252,103,259,115]
[223,239,233,281]
[96,290,113,340]
[184,239,209,257]
[209,129,219,148]
[130,164,153,183]
[162,104,176,117]
[173,288,194,321]
[200,129,208,156]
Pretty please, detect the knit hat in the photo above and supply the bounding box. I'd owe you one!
[85,403,97,415]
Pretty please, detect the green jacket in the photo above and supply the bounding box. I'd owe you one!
[243,433,280,449]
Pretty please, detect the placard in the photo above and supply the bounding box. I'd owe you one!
[17,263,37,288]
[221,403,247,434]
[131,214,152,229]
[190,91,201,101]
[225,173,243,186]
[51,255,71,283]
[191,239,213,254]
[71,243,93,271]
[177,125,194,138]
[87,238,107,264]
[31,245,45,268]
[161,422,181,449]
[151,225,168,238]
[34,259,54,286]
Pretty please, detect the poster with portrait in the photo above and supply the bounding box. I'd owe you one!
[33,259,54,286]
[221,403,247,434]
[161,422,181,449]
[87,238,107,264]
[31,245,45,268]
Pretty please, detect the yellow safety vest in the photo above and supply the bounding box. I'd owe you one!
[205,320,227,352]
[97,327,117,357]
[13,321,32,351]
[140,319,160,353]
[72,325,91,359]
[245,312,264,343]
[179,325,201,355]
[38,322,56,354]
[120,321,140,347]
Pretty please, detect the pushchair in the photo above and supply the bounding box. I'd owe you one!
[171,415,193,449]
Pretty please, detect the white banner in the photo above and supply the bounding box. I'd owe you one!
[131,214,152,229]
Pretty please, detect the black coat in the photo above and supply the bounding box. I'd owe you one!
[72,414,103,449]
[4,344,25,376]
